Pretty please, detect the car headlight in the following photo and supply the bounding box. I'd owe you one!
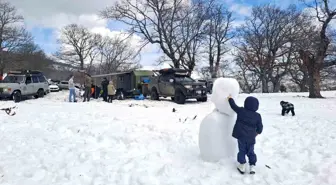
[184,85,192,89]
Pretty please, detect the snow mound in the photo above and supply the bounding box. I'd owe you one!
[211,78,240,115]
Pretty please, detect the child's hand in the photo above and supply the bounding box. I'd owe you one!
[227,95,232,100]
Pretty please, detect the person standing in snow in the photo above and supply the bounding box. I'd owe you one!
[68,75,76,102]
[107,80,116,103]
[227,95,263,174]
[101,77,109,102]
[83,74,92,102]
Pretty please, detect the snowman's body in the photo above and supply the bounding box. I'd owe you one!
[198,78,240,162]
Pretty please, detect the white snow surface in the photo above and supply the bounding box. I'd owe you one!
[0,91,336,185]
[199,78,239,162]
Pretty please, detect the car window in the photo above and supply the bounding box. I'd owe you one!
[38,76,46,82]
[32,76,39,83]
[61,81,68,84]
[160,75,171,82]
[2,75,24,83]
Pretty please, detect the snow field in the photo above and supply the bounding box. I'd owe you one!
[0,91,335,185]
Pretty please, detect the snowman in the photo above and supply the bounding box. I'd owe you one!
[199,77,240,162]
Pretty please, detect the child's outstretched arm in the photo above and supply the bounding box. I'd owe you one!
[256,114,263,135]
[227,96,241,113]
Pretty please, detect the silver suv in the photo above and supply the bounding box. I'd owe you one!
[0,70,49,102]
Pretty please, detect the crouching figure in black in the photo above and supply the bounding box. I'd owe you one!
[280,101,295,116]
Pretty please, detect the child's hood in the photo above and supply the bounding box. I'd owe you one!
[244,96,259,111]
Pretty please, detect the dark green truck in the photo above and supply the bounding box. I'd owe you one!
[148,68,208,104]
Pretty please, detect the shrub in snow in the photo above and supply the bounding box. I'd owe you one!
[199,78,240,162]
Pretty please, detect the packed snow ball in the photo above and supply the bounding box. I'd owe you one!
[211,78,240,115]
[199,110,237,162]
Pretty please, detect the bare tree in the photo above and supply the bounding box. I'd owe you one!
[204,3,233,78]
[0,1,32,75]
[1,40,54,72]
[96,35,140,74]
[235,5,301,93]
[235,56,261,93]
[101,0,209,73]
[55,24,101,70]
[14,41,52,70]
[269,44,294,92]
[299,0,336,98]
[288,54,309,92]
[179,3,206,73]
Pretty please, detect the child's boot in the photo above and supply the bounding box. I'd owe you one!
[249,165,255,174]
[237,163,245,174]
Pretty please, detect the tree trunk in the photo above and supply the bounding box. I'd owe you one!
[209,63,216,78]
[299,50,323,98]
[0,66,3,77]
[79,55,84,70]
[260,75,269,93]
[307,65,323,98]
[272,81,281,93]
[299,83,308,92]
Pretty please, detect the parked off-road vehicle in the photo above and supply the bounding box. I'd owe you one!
[0,70,49,102]
[198,79,214,94]
[148,68,208,104]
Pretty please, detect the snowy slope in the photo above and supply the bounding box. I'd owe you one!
[0,91,335,185]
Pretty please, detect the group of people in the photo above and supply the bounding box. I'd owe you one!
[100,77,116,103]
[68,75,116,103]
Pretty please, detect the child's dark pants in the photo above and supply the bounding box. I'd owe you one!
[237,140,257,165]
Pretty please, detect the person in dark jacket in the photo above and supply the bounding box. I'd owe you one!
[101,77,109,102]
[280,101,295,116]
[228,95,263,174]
[83,74,92,102]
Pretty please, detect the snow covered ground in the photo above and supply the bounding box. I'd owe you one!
[0,91,335,185]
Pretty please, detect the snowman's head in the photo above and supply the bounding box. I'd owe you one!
[211,78,240,115]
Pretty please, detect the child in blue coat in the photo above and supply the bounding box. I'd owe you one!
[227,95,263,174]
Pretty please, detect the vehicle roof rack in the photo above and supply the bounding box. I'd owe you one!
[8,70,43,75]
[158,68,188,74]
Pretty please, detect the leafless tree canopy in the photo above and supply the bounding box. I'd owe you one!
[93,35,140,74]
[203,3,234,78]
[234,56,261,93]
[0,0,335,96]
[235,4,302,93]
[101,0,210,73]
[55,24,101,70]
[0,1,33,75]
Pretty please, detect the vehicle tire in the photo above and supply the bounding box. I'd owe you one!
[35,89,44,98]
[38,89,45,98]
[197,97,207,102]
[174,90,186,104]
[13,91,21,103]
[150,88,159,100]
